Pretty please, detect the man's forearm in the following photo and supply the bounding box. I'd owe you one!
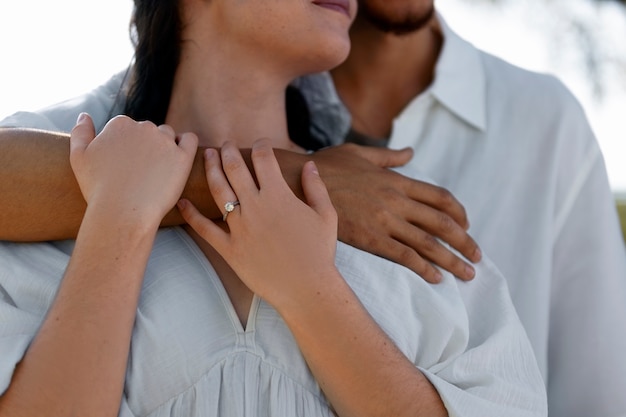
[0,128,307,241]
[0,129,214,240]
[0,129,479,281]
[0,128,86,241]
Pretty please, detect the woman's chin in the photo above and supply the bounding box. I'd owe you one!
[304,38,351,74]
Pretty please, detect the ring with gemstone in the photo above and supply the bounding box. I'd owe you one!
[223,200,240,221]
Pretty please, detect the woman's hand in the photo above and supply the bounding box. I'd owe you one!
[178,139,339,307]
[70,113,198,227]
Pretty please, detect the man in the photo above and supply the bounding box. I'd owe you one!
[1,1,625,416]
[325,3,626,416]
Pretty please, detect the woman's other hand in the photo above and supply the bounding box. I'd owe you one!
[69,113,198,227]
[179,139,338,307]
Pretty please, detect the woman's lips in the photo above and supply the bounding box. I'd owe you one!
[312,0,351,18]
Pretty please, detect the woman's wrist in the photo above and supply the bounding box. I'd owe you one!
[271,265,346,321]
[81,200,162,245]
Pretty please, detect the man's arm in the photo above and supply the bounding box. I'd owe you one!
[0,128,480,281]
[0,128,85,240]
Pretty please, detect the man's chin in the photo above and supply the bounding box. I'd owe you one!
[358,2,435,35]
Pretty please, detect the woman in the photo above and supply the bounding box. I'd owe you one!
[0,1,546,416]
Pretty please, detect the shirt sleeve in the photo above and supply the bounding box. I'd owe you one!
[0,70,127,133]
[548,116,626,417]
[0,241,70,395]
[418,257,548,417]
[119,396,138,417]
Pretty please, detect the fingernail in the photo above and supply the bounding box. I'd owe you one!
[177,199,187,210]
[473,247,482,262]
[76,112,88,124]
[204,148,216,159]
[309,161,319,175]
[465,264,475,279]
[432,270,443,283]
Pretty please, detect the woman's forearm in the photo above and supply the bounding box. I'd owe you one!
[0,206,158,417]
[277,269,447,417]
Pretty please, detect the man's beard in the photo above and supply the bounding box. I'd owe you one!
[358,2,435,35]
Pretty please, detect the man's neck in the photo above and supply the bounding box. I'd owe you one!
[331,15,443,139]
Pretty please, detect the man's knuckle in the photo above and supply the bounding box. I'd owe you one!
[437,212,457,233]
[435,187,455,206]
[396,247,418,265]
[421,234,440,252]
[374,208,393,227]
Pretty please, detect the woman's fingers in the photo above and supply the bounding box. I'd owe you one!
[157,124,176,138]
[220,141,258,199]
[69,113,96,160]
[176,132,199,158]
[178,199,228,248]
[204,148,240,222]
[250,139,285,190]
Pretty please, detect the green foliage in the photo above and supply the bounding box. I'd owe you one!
[618,201,626,244]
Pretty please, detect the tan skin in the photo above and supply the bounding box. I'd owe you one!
[0,128,480,282]
[331,9,443,139]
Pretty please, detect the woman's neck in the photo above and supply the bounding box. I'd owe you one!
[165,45,299,151]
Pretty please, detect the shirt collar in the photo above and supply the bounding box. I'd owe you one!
[429,14,487,131]
[295,12,488,144]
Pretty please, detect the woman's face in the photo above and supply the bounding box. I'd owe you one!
[201,0,358,77]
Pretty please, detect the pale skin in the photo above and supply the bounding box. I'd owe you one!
[0,0,449,414]
[0,2,483,282]
[178,140,446,417]
[0,116,199,417]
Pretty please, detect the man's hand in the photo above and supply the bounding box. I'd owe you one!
[308,144,482,282]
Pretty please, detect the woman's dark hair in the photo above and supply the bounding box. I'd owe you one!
[124,0,181,125]
[286,86,323,151]
[123,0,321,149]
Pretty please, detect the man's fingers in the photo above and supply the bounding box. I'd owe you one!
[350,144,414,168]
[401,177,471,232]
[389,218,476,281]
[403,201,482,264]
[370,235,444,283]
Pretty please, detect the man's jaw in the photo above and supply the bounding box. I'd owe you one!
[357,2,435,35]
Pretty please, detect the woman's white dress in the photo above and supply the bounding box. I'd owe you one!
[0,224,546,416]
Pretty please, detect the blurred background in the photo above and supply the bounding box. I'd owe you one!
[0,1,624,207]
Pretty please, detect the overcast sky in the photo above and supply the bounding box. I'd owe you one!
[1,0,624,191]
